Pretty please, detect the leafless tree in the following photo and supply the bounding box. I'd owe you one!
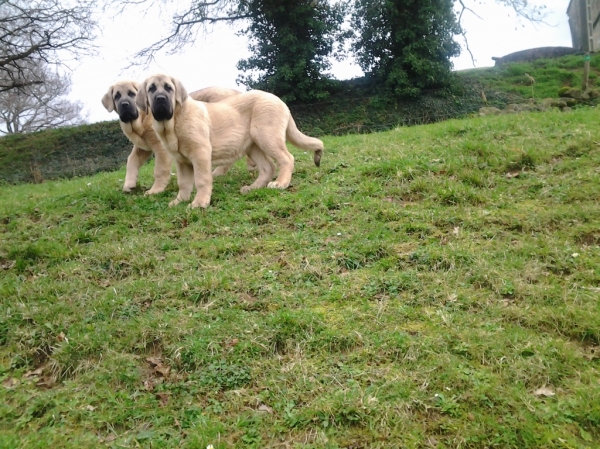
[456,0,548,66]
[0,63,87,134]
[109,0,247,65]
[0,0,96,93]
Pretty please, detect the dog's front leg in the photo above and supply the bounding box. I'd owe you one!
[146,145,172,195]
[169,160,194,207]
[123,145,152,192]
[189,147,213,209]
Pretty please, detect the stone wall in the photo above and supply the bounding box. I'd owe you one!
[492,47,578,66]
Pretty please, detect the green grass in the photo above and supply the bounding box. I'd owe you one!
[458,53,600,100]
[1,108,600,448]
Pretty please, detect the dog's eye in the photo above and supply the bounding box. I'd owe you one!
[148,84,157,93]
[114,92,121,100]
[128,91,135,98]
[164,84,172,92]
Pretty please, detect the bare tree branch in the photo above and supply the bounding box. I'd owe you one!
[0,0,96,93]
[0,62,87,134]
[110,0,246,66]
[456,0,548,68]
[457,0,478,67]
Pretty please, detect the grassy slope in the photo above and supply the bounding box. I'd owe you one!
[459,53,600,100]
[1,109,600,448]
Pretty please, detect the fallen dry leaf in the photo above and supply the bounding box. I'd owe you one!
[0,260,16,270]
[146,357,162,367]
[584,346,600,360]
[144,378,157,391]
[2,377,19,389]
[257,404,273,414]
[156,392,170,407]
[86,405,97,411]
[99,434,117,443]
[35,376,56,389]
[154,365,170,377]
[24,367,44,378]
[533,386,555,397]
[506,170,521,179]
[57,332,68,343]
[225,338,239,348]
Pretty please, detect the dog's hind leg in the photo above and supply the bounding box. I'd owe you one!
[123,146,152,192]
[146,146,172,195]
[213,155,260,177]
[240,145,275,194]
[254,135,294,190]
[266,145,294,189]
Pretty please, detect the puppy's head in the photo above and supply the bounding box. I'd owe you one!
[101,81,141,123]
[136,74,188,122]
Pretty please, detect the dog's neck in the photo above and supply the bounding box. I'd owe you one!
[152,112,178,155]
[119,113,147,148]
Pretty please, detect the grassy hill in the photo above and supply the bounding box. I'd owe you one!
[1,108,599,447]
[459,52,600,100]
[3,52,600,185]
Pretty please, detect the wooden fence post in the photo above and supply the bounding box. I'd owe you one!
[583,52,591,92]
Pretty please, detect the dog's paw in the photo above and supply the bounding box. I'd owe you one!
[267,181,288,190]
[190,194,211,208]
[144,188,163,196]
[122,185,136,193]
[240,185,254,194]
[168,198,182,207]
[189,199,210,209]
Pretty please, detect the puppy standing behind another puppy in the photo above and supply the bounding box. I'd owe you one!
[135,74,323,208]
[101,82,242,194]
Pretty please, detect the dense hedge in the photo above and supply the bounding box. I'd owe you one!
[0,120,131,184]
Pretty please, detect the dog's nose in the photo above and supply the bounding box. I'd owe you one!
[155,95,167,103]
[121,101,130,108]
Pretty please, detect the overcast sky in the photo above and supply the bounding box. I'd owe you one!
[71,0,572,124]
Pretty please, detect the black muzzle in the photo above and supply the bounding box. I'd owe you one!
[151,95,173,121]
[117,100,139,123]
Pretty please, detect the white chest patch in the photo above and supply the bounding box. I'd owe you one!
[154,120,179,155]
[121,120,147,150]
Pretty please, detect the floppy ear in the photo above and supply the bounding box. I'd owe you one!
[101,87,114,112]
[136,80,148,113]
[173,77,188,107]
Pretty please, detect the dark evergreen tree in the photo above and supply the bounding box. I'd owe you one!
[351,0,461,97]
[236,0,349,103]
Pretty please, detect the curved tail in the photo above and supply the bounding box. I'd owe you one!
[286,116,323,167]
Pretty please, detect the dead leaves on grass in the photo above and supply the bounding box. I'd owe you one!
[2,377,20,389]
[533,386,555,397]
[143,356,172,406]
[146,356,171,378]
[20,365,57,389]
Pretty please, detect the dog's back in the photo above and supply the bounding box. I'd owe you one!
[190,86,241,103]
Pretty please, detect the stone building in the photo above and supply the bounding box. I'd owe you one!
[568,0,600,51]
